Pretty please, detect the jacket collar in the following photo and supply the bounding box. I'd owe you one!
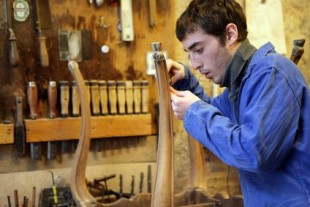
[220,39,257,102]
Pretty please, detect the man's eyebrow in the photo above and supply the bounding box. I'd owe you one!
[184,42,200,52]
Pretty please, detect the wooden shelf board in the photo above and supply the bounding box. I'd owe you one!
[0,123,14,144]
[25,114,155,142]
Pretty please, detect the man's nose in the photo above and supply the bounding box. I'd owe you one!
[190,59,202,71]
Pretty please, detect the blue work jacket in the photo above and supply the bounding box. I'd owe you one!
[174,42,310,207]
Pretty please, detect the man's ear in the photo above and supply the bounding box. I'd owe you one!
[226,23,239,45]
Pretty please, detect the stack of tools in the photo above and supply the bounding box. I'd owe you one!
[87,172,148,204]
[23,79,150,160]
[7,187,37,207]
[26,79,150,119]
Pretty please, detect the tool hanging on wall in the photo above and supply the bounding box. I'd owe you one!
[119,0,134,41]
[7,196,11,207]
[4,0,20,67]
[27,81,42,160]
[148,0,156,27]
[15,95,26,157]
[14,190,19,207]
[47,81,58,160]
[32,0,49,67]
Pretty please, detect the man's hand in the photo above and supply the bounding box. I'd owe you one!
[170,87,200,120]
[166,59,186,85]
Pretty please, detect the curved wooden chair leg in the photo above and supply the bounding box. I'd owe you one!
[188,136,207,190]
[151,42,175,207]
[68,60,153,207]
[68,61,97,207]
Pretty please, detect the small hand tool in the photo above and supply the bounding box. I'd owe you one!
[4,0,20,67]
[15,96,26,157]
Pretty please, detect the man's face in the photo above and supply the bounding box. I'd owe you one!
[181,28,233,84]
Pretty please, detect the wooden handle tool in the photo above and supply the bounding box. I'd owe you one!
[71,81,81,117]
[133,81,141,114]
[4,0,20,67]
[141,80,149,113]
[98,80,108,115]
[48,81,57,118]
[59,80,69,117]
[90,80,100,116]
[125,81,134,114]
[116,81,126,114]
[27,81,38,119]
[107,80,117,114]
[15,96,26,157]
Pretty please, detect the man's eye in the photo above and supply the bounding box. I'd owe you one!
[195,48,203,54]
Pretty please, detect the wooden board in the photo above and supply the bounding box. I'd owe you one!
[0,123,14,144]
[25,114,155,142]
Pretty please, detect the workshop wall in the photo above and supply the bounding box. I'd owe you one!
[0,0,174,204]
[0,0,308,206]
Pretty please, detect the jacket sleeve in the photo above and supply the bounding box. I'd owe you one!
[172,65,211,103]
[183,67,300,172]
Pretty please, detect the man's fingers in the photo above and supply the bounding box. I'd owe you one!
[170,87,186,97]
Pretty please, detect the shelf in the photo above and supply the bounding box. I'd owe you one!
[0,123,14,144]
[25,113,156,142]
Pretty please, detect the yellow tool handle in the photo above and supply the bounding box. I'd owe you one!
[52,185,58,204]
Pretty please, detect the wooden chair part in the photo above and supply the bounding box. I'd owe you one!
[151,42,175,207]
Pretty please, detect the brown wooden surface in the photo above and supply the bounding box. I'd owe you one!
[25,114,154,142]
[151,42,174,207]
[0,0,174,142]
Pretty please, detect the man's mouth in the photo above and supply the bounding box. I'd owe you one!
[205,72,212,79]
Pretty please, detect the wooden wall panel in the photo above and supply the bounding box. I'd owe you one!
[0,0,175,120]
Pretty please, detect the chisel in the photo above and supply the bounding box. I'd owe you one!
[59,80,70,154]
[147,164,152,193]
[48,81,57,118]
[139,172,144,193]
[133,81,141,114]
[32,186,36,207]
[107,80,117,114]
[148,0,156,27]
[116,81,126,114]
[141,80,149,113]
[71,81,80,117]
[4,0,20,67]
[125,81,133,114]
[59,80,69,118]
[120,0,134,41]
[47,81,58,160]
[32,0,49,67]
[90,80,100,116]
[14,189,19,207]
[15,96,26,157]
[7,196,11,207]
[130,175,135,196]
[98,80,108,115]
[27,81,42,160]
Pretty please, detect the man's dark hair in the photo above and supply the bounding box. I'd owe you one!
[176,0,248,45]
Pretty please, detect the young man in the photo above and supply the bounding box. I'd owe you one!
[168,0,310,206]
